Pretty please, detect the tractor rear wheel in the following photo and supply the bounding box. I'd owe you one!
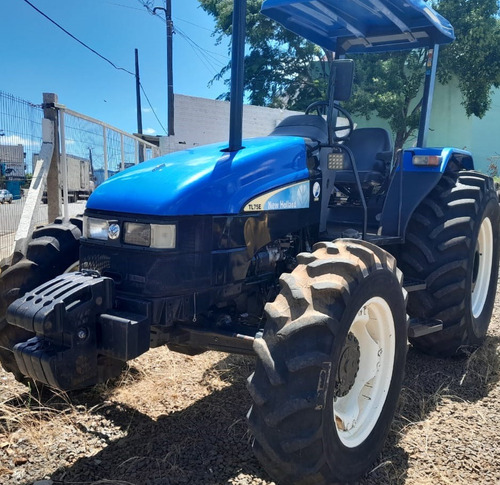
[400,171,499,356]
[0,221,81,382]
[247,239,407,485]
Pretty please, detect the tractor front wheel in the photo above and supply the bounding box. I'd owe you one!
[247,239,407,485]
[0,221,81,382]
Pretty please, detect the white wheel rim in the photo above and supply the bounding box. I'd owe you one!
[333,296,395,448]
[471,217,493,318]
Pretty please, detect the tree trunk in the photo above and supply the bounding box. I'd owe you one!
[394,131,406,155]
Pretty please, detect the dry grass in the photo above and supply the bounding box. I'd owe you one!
[1,315,500,484]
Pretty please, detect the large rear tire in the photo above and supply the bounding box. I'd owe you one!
[0,221,81,381]
[400,171,499,356]
[247,239,407,485]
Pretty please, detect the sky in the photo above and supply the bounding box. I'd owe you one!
[2,0,231,136]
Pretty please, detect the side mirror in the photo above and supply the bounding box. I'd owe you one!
[326,59,355,145]
[331,59,354,101]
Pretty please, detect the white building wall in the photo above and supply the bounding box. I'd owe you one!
[160,94,303,154]
[0,144,25,178]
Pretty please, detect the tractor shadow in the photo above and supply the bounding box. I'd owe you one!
[7,354,269,485]
[7,334,499,485]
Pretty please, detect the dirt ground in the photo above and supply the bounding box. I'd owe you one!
[1,286,499,485]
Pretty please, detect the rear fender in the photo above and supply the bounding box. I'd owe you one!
[380,147,475,237]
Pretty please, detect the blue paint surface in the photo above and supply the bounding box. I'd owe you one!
[86,137,308,216]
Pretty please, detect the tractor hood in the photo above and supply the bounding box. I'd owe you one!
[261,0,454,53]
[86,137,309,216]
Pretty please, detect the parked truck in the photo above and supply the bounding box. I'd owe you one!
[1,1,498,484]
[35,153,94,203]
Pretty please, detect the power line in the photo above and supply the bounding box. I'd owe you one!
[133,1,217,34]
[104,1,147,12]
[136,1,229,62]
[21,0,167,135]
[176,26,229,62]
[175,16,214,33]
[22,0,135,76]
[176,28,223,75]
[140,83,167,134]
[137,1,225,124]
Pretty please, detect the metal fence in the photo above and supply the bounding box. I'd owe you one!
[61,108,160,186]
[0,91,160,261]
[0,92,46,260]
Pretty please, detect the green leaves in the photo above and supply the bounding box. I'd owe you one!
[437,0,500,118]
[346,50,425,149]
[198,0,500,150]
[348,0,500,149]
[198,0,328,110]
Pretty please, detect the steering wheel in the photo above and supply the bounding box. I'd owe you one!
[305,101,354,141]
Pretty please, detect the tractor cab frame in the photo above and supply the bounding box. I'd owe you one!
[257,0,468,246]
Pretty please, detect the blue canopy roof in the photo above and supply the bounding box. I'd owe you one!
[261,0,454,53]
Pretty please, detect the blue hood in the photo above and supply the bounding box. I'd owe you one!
[86,137,309,216]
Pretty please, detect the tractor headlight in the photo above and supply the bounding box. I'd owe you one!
[412,155,441,166]
[150,224,176,249]
[83,217,176,248]
[124,222,150,246]
[84,217,109,241]
[124,222,176,249]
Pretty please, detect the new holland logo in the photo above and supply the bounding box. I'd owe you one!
[108,223,120,240]
[313,182,321,200]
[243,181,310,212]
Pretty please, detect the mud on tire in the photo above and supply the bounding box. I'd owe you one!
[400,171,499,356]
[0,221,81,381]
[247,239,408,485]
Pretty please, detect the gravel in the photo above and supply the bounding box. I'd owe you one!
[1,286,499,485]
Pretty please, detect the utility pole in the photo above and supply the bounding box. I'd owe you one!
[154,1,175,136]
[135,48,145,163]
[135,48,143,135]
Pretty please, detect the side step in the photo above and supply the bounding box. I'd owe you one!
[408,318,443,338]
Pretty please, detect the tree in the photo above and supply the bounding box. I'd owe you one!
[437,0,500,117]
[331,0,500,151]
[198,0,329,110]
[348,0,500,151]
[345,50,426,150]
[199,0,500,151]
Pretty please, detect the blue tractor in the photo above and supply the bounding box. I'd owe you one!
[1,1,498,483]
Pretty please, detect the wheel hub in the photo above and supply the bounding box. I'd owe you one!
[334,332,360,398]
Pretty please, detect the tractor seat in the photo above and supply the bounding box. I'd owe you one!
[335,128,393,188]
[269,115,328,145]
